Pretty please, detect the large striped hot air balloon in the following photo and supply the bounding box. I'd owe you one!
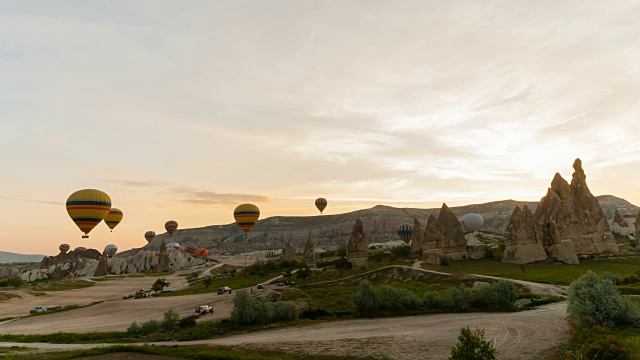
[194,248,209,257]
[315,198,328,214]
[396,223,413,243]
[104,208,123,231]
[104,244,118,257]
[165,220,178,236]
[234,204,260,236]
[186,244,198,254]
[144,231,156,243]
[66,189,111,238]
[59,244,70,254]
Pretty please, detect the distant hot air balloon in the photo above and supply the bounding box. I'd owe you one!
[234,204,260,236]
[166,242,180,251]
[104,244,118,258]
[186,244,198,254]
[315,198,328,214]
[66,189,111,238]
[144,231,156,243]
[194,248,209,257]
[104,208,123,231]
[59,244,70,254]
[396,223,413,243]
[165,220,178,236]
[74,246,87,252]
[462,213,484,232]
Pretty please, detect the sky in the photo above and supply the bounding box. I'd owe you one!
[2,0,640,255]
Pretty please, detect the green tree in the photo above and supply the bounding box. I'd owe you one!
[203,276,213,288]
[186,272,199,284]
[352,280,377,316]
[449,285,472,312]
[161,309,180,331]
[7,277,23,288]
[151,278,169,293]
[296,267,311,282]
[449,327,498,360]
[336,246,347,259]
[230,269,237,278]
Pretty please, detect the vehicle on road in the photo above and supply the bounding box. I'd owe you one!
[217,286,231,294]
[30,306,60,314]
[196,305,213,314]
[161,287,172,292]
[257,284,264,290]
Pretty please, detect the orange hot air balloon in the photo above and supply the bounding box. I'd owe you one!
[194,248,209,257]
[165,220,178,236]
[104,208,123,231]
[233,204,260,236]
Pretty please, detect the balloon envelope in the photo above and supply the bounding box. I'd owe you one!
[315,198,328,214]
[104,244,118,257]
[463,213,484,232]
[74,246,87,252]
[59,244,70,254]
[185,244,198,254]
[233,204,260,235]
[194,248,209,257]
[396,223,413,243]
[144,231,156,243]
[166,242,180,250]
[104,208,123,231]
[165,221,178,235]
[66,189,111,238]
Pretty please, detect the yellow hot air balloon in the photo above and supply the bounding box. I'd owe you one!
[66,189,111,238]
[104,208,123,231]
[234,203,260,236]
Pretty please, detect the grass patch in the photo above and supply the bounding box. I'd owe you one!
[1,345,372,360]
[127,274,145,278]
[29,301,103,317]
[33,281,94,291]
[90,275,126,281]
[0,292,21,301]
[142,271,175,277]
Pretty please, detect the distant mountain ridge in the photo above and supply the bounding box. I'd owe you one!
[0,251,46,264]
[130,195,637,255]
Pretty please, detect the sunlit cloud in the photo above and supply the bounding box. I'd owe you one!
[170,186,271,206]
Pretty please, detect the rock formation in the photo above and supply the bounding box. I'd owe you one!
[465,233,486,260]
[613,209,629,227]
[303,234,317,268]
[611,209,635,236]
[410,217,424,256]
[534,159,618,261]
[347,218,368,268]
[421,204,468,264]
[156,240,170,273]
[280,241,296,261]
[94,251,110,277]
[502,205,547,264]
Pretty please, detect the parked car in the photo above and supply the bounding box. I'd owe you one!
[217,286,231,295]
[257,284,264,290]
[196,305,213,314]
[30,306,48,314]
[161,287,172,292]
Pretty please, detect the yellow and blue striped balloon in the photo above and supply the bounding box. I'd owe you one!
[234,203,260,235]
[104,208,123,231]
[396,223,413,243]
[315,198,328,214]
[66,189,111,238]
[144,231,156,243]
[165,220,178,236]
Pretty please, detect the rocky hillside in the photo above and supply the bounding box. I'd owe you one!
[0,251,46,264]
[134,196,636,255]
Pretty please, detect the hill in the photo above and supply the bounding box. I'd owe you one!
[128,195,637,255]
[0,251,46,264]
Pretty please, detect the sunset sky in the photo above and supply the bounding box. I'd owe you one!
[2,1,640,255]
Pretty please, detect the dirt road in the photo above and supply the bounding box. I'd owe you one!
[0,302,569,359]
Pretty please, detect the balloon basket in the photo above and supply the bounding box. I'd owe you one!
[82,235,89,239]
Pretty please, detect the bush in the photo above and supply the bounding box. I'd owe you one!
[449,285,473,312]
[127,321,140,334]
[449,327,498,360]
[7,277,23,288]
[474,281,518,311]
[603,272,623,286]
[162,309,180,332]
[230,290,274,325]
[139,319,161,334]
[299,307,330,320]
[273,301,298,322]
[423,291,447,310]
[573,326,631,360]
[567,271,640,328]
[178,316,196,328]
[378,285,421,311]
[352,281,378,316]
[623,274,639,285]
[439,255,451,266]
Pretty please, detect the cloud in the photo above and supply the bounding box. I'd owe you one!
[0,196,62,206]
[106,180,170,188]
[170,187,271,206]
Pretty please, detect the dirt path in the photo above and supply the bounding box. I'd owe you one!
[0,302,570,360]
[468,274,569,298]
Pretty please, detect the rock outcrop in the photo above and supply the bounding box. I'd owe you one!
[94,251,110,277]
[303,234,317,268]
[421,214,442,265]
[613,209,629,227]
[611,209,635,236]
[156,240,170,273]
[502,205,547,264]
[465,233,486,260]
[280,241,296,261]
[347,218,368,268]
[421,204,468,264]
[410,217,424,256]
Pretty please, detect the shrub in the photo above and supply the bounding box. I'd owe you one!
[574,326,631,360]
[378,285,421,311]
[439,255,451,266]
[299,307,330,320]
[449,327,498,360]
[623,274,639,285]
[7,277,23,288]
[273,301,298,322]
[134,291,144,299]
[139,319,161,334]
[475,281,518,311]
[352,281,378,316]
[567,271,640,328]
[230,290,274,325]
[162,309,180,332]
[178,316,196,328]
[127,321,140,334]
[423,291,447,310]
[603,272,622,286]
[449,285,473,312]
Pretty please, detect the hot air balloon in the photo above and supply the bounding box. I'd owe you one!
[185,244,198,254]
[165,220,178,236]
[144,231,156,243]
[104,244,118,258]
[104,208,123,231]
[194,248,209,257]
[462,213,484,232]
[166,242,180,251]
[234,204,260,236]
[396,223,413,243]
[74,246,87,252]
[59,244,70,254]
[66,189,111,238]
[315,198,328,214]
